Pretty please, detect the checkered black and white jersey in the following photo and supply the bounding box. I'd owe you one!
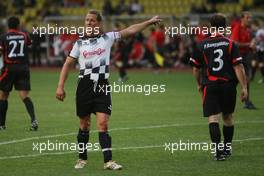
[69,32,121,81]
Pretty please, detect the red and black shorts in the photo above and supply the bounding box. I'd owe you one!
[76,77,112,118]
[202,82,237,117]
[0,67,31,92]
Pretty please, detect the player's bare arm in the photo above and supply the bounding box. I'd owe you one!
[56,56,75,101]
[192,67,202,93]
[120,16,161,38]
[233,63,248,102]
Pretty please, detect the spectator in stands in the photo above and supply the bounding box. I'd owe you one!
[64,0,84,7]
[249,20,264,83]
[112,23,132,82]
[41,6,61,19]
[128,0,144,15]
[13,0,25,14]
[231,11,256,109]
[128,33,145,67]
[0,2,6,17]
[230,13,241,31]
[103,0,113,16]
[154,25,166,55]
[175,36,188,67]
[207,3,218,13]
[165,35,187,68]
[164,36,179,68]
[53,34,79,61]
[145,28,159,68]
[115,0,128,15]
[190,3,208,14]
[30,25,43,66]
[26,0,37,7]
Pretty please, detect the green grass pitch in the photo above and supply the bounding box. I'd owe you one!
[0,69,263,176]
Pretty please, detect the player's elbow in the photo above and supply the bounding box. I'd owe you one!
[233,63,244,72]
[233,64,246,78]
[63,57,75,68]
[121,28,136,38]
[192,67,200,74]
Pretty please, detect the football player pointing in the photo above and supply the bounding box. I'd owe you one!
[56,10,161,170]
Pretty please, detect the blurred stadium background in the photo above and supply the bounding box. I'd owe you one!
[0,0,263,68]
[0,0,263,176]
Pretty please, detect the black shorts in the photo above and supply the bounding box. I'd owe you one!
[76,77,112,117]
[256,51,264,63]
[0,68,31,92]
[202,82,237,117]
[241,53,252,78]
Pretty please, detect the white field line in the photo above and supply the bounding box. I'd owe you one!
[0,137,264,160]
[0,120,264,146]
[0,145,163,160]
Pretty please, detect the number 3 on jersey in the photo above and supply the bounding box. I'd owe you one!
[212,49,223,71]
[8,40,25,58]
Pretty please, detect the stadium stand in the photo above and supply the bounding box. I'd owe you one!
[0,0,263,67]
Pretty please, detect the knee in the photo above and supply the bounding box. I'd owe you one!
[0,92,9,100]
[19,92,29,100]
[97,120,108,132]
[80,118,91,131]
[208,114,220,124]
[223,114,234,126]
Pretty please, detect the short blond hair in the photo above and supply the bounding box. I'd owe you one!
[87,10,102,22]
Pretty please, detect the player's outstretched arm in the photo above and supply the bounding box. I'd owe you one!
[56,56,75,101]
[233,64,248,102]
[120,16,161,38]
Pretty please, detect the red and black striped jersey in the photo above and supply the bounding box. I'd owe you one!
[0,29,31,69]
[190,34,242,85]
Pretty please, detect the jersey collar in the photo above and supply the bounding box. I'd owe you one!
[8,29,19,32]
[82,34,102,40]
[210,33,224,38]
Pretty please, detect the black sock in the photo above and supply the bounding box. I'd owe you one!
[251,66,257,80]
[99,132,112,163]
[0,100,8,126]
[119,67,127,79]
[77,129,89,160]
[261,67,264,79]
[209,123,221,154]
[223,125,234,150]
[23,97,36,123]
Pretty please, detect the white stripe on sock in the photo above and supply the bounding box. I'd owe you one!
[102,148,112,152]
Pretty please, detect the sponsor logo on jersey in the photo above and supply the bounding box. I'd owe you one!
[83,48,106,58]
